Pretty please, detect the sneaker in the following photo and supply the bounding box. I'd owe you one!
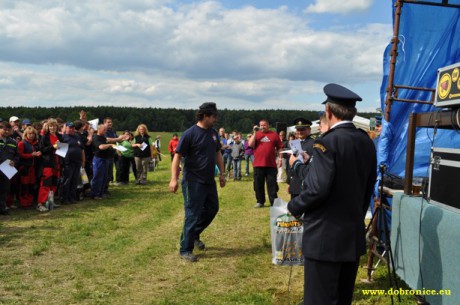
[194,239,206,251]
[245,173,249,176]
[37,204,48,212]
[93,196,103,200]
[254,203,264,208]
[113,182,120,186]
[180,252,198,262]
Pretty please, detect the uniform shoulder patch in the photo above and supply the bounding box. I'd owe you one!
[313,143,327,153]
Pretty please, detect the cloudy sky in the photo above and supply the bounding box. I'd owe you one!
[0,0,392,112]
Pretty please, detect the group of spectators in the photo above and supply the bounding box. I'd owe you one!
[218,128,255,180]
[0,113,162,215]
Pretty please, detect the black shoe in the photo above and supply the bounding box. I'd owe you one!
[0,210,10,215]
[180,252,198,262]
[194,239,206,251]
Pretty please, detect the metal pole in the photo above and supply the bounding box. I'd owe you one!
[384,0,403,122]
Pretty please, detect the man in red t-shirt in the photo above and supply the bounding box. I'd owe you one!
[248,119,283,207]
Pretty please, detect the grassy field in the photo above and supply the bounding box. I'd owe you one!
[0,132,415,305]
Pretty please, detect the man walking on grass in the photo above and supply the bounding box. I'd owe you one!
[169,102,226,262]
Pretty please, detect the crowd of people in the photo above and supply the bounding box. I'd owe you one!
[0,113,163,215]
[2,94,381,304]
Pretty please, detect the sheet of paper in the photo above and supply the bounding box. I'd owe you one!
[0,159,18,180]
[55,142,69,158]
[114,145,127,152]
[289,140,304,163]
[140,142,148,151]
[88,118,99,131]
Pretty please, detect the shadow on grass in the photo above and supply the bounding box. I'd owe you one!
[200,245,270,259]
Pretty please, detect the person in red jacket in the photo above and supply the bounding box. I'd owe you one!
[17,126,42,208]
[168,133,179,162]
[38,118,63,212]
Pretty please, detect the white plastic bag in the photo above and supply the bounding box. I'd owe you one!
[80,167,89,185]
[270,198,304,266]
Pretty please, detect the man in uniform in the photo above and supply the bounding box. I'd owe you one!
[287,83,377,305]
[61,122,85,204]
[286,118,314,199]
[169,102,226,262]
[0,120,19,215]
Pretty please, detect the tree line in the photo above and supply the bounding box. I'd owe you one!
[0,106,378,133]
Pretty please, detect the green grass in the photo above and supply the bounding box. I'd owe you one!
[0,133,415,304]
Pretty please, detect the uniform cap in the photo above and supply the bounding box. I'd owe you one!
[322,83,362,107]
[22,119,31,125]
[293,117,312,128]
[65,121,75,127]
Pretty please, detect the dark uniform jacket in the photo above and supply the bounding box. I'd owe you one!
[39,132,64,168]
[0,137,19,167]
[286,136,315,195]
[287,123,376,262]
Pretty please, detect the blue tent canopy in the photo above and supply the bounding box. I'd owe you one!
[379,0,460,178]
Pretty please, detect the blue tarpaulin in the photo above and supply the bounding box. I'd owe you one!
[379,0,460,178]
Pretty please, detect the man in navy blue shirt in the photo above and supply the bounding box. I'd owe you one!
[169,102,226,262]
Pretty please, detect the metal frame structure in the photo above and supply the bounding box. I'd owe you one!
[384,0,460,122]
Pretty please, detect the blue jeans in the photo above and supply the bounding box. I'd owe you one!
[180,180,219,254]
[233,158,242,179]
[244,154,254,175]
[91,157,109,198]
[223,153,232,172]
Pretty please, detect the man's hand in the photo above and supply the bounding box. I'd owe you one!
[219,175,226,188]
[169,178,179,193]
[289,154,298,167]
[301,152,310,163]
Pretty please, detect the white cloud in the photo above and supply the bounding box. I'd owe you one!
[306,0,372,14]
[0,0,390,111]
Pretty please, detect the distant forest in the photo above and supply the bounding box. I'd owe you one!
[0,106,379,132]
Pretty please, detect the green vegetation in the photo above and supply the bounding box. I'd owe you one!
[0,106,378,132]
[0,133,412,305]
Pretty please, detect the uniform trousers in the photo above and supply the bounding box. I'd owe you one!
[180,180,219,254]
[303,257,359,305]
[253,167,278,206]
[61,162,81,203]
[38,167,60,204]
[19,165,36,207]
[0,174,10,213]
